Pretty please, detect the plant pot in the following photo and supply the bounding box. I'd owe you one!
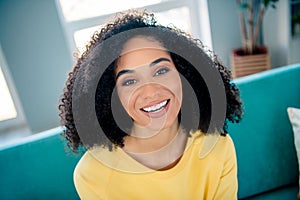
[230,46,270,78]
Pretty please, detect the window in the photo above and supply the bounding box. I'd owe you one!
[0,45,27,133]
[59,0,164,22]
[56,0,212,56]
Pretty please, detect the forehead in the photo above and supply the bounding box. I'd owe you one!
[116,37,171,71]
[121,36,165,53]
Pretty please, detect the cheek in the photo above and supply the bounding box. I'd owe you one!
[171,73,183,104]
[159,72,183,103]
[117,88,136,114]
[171,76,182,101]
[117,87,128,106]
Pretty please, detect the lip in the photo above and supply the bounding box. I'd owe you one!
[140,99,170,118]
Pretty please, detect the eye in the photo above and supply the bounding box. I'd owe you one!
[154,67,170,76]
[122,79,137,86]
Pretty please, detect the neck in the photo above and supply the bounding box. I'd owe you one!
[123,120,180,153]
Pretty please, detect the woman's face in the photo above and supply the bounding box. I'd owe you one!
[115,36,182,131]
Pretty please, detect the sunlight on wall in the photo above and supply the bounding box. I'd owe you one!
[0,66,17,121]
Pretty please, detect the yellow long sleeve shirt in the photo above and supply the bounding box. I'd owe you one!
[74,131,238,200]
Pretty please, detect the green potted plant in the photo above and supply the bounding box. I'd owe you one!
[231,0,279,78]
[292,11,300,35]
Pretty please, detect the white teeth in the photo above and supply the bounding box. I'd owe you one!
[142,100,168,113]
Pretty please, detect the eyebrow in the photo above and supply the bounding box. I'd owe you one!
[115,69,134,80]
[149,58,171,67]
[116,57,171,80]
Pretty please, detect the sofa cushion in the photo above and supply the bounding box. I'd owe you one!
[240,184,298,200]
[287,107,300,197]
[0,127,81,199]
[229,64,300,199]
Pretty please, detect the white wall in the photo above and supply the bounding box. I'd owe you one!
[264,0,300,66]
[289,37,300,64]
[207,0,241,68]
[0,0,72,132]
[263,0,289,67]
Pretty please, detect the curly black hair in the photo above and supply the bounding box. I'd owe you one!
[58,10,243,153]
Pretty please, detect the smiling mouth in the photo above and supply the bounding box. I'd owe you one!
[140,99,170,113]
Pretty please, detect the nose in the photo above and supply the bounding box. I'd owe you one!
[139,83,160,100]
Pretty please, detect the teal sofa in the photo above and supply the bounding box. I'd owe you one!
[0,127,81,199]
[229,63,300,199]
[0,64,299,199]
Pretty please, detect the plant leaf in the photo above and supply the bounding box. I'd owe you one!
[264,0,270,6]
[264,0,278,9]
[240,3,249,9]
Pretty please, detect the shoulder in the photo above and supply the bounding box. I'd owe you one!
[73,149,115,200]
[74,148,116,180]
[74,151,100,175]
[74,151,103,186]
[214,134,236,160]
[190,130,236,160]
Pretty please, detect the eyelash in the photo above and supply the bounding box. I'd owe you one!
[121,67,171,86]
[154,67,170,76]
[122,79,137,86]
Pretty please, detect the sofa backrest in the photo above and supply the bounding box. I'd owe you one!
[229,64,300,198]
[0,127,81,200]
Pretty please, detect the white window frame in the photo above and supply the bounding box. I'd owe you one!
[0,45,27,132]
[55,0,212,57]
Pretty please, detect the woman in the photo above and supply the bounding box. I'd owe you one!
[59,10,243,199]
